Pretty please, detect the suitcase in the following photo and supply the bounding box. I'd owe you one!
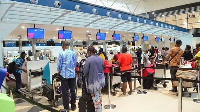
[78,74,95,112]
[42,84,54,101]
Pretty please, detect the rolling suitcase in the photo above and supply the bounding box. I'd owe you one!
[42,84,54,101]
[78,75,95,112]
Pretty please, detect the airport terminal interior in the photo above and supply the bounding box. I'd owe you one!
[0,0,200,112]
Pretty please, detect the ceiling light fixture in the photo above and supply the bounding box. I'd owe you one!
[26,9,30,11]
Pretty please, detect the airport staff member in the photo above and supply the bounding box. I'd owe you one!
[14,52,27,94]
[162,40,183,92]
[57,41,77,111]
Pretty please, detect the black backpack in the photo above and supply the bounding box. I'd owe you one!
[7,62,16,74]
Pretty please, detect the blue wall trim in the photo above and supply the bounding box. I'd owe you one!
[11,0,188,32]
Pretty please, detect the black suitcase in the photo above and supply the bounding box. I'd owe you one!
[42,84,54,101]
[78,74,95,112]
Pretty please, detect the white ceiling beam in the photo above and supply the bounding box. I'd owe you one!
[51,11,71,24]
[85,16,107,27]
[0,2,15,21]
[109,21,130,30]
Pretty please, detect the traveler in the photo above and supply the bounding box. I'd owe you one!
[162,40,183,92]
[57,41,77,111]
[149,46,156,58]
[189,43,200,67]
[98,48,108,60]
[164,47,169,57]
[143,50,151,67]
[118,46,133,96]
[14,52,27,94]
[83,46,105,112]
[182,45,193,61]
[136,48,142,65]
[113,51,120,62]
[161,47,166,59]
[155,46,159,54]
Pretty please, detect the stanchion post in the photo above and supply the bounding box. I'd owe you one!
[104,73,116,109]
[137,65,147,94]
[141,66,144,90]
[193,68,200,103]
[134,69,136,91]
[178,78,183,112]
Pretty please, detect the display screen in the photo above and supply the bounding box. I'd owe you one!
[162,37,165,42]
[58,30,72,39]
[143,36,148,41]
[96,32,106,40]
[27,28,44,39]
[156,37,160,42]
[134,35,139,41]
[112,34,120,41]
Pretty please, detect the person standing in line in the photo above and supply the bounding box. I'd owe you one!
[83,46,105,112]
[57,41,77,111]
[162,40,183,92]
[118,46,133,96]
[14,52,27,94]
[136,48,142,65]
[182,45,193,61]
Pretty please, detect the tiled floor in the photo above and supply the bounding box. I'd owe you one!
[13,70,200,112]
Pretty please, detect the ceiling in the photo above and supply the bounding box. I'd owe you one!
[0,0,191,39]
[156,11,200,29]
[80,0,200,15]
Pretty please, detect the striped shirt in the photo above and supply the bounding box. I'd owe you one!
[57,49,77,79]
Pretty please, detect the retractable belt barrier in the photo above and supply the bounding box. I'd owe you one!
[111,66,200,83]
[1,85,59,112]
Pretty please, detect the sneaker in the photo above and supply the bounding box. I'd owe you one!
[169,88,177,93]
[128,91,133,95]
[71,107,77,111]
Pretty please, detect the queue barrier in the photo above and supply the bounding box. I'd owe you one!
[111,66,200,112]
[1,66,200,112]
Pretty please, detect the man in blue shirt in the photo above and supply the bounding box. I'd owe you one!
[14,52,27,94]
[57,41,77,111]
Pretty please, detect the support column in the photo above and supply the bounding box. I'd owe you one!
[0,39,3,67]
[18,35,22,54]
[70,38,74,51]
[31,40,37,61]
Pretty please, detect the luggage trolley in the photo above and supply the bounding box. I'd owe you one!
[19,68,43,99]
[42,73,62,107]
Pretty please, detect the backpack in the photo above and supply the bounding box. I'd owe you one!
[7,62,16,74]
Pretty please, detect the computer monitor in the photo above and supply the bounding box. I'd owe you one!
[27,28,44,39]
[134,35,139,41]
[112,34,120,41]
[143,36,148,41]
[58,30,72,39]
[96,32,106,40]
[156,37,160,42]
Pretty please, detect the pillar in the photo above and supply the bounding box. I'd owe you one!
[31,39,37,61]
[18,35,22,54]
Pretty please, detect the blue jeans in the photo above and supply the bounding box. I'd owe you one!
[61,78,76,110]
[13,72,21,93]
